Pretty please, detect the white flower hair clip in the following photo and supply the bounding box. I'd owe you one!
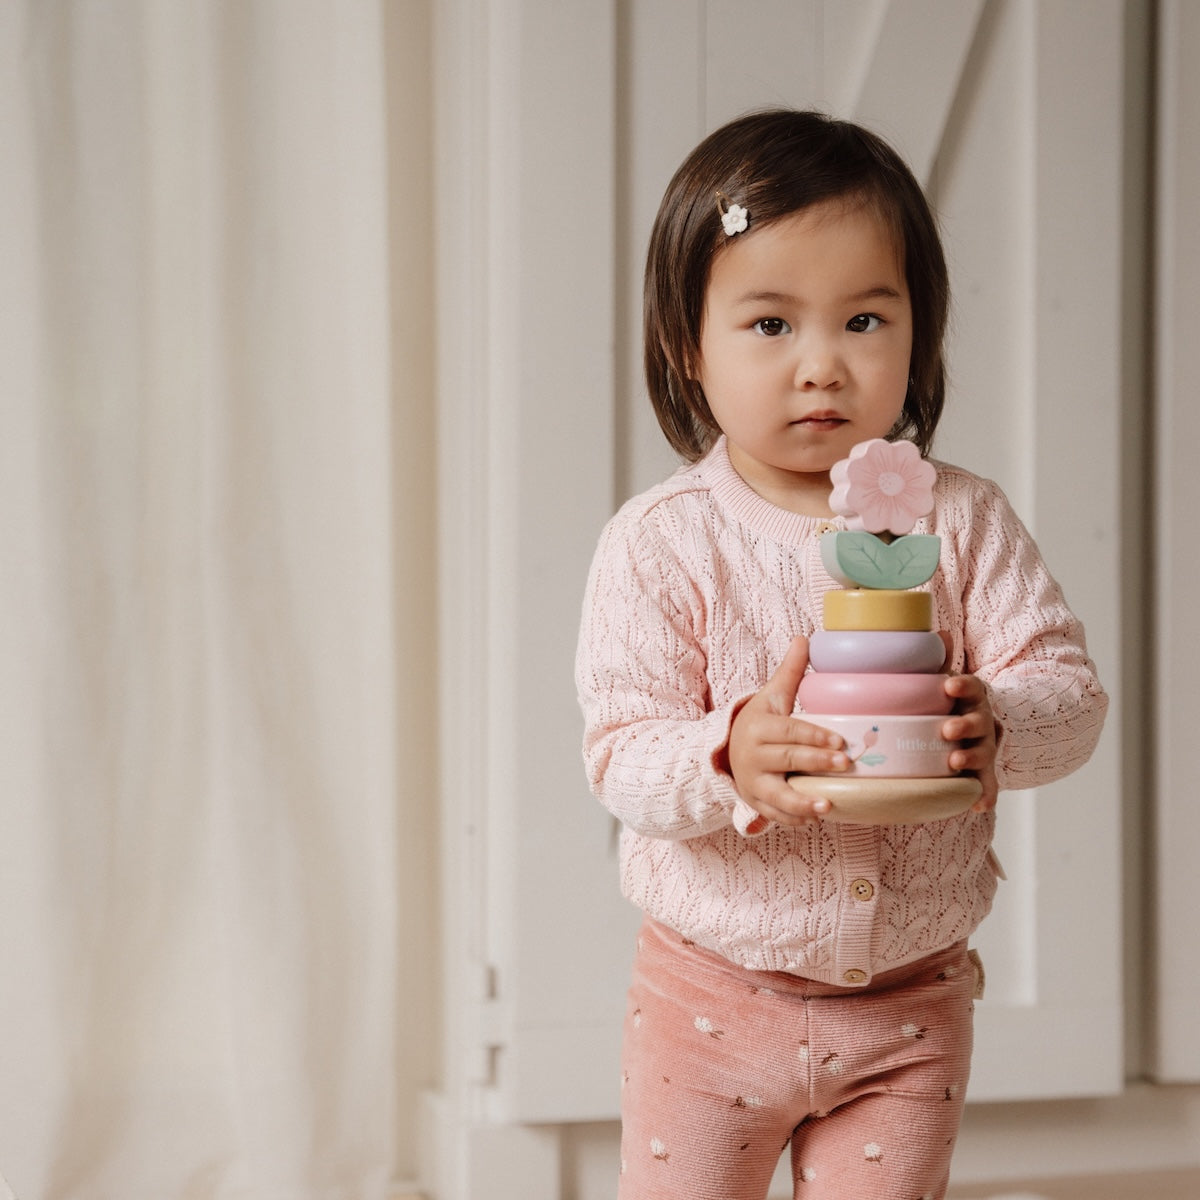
[717,193,749,236]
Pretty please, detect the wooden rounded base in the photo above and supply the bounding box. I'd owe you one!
[785,774,983,825]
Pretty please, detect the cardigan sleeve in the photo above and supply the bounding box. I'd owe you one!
[946,474,1109,792]
[575,508,751,840]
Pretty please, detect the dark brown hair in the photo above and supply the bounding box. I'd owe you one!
[644,108,950,461]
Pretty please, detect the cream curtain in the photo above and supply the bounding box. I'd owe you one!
[0,2,431,1195]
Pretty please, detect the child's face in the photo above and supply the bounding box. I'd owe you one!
[696,199,913,512]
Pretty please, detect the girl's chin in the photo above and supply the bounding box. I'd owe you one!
[727,437,850,481]
[733,454,836,483]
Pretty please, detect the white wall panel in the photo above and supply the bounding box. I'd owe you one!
[934,0,1126,1099]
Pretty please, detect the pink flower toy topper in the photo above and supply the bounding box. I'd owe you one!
[829,439,937,537]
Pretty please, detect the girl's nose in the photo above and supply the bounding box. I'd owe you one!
[794,339,844,390]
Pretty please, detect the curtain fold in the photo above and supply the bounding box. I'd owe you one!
[1,2,411,1195]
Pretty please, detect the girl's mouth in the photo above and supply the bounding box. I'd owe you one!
[794,413,847,431]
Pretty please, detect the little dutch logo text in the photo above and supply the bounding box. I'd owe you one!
[896,737,952,752]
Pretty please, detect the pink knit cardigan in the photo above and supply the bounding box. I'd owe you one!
[576,438,1108,986]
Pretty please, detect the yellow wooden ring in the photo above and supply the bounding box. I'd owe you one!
[823,588,933,632]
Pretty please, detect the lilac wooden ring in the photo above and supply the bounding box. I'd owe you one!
[808,629,946,674]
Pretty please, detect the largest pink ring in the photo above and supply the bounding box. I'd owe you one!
[795,714,958,777]
[797,671,953,715]
[809,629,946,674]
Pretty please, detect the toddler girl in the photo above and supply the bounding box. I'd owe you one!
[576,109,1108,1200]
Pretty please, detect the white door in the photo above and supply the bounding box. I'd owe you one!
[1154,0,1200,1085]
[427,0,1127,1191]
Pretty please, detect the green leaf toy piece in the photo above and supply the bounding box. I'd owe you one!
[820,530,941,590]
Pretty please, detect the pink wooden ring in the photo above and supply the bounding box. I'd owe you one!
[809,629,946,674]
[797,713,959,778]
[797,672,952,715]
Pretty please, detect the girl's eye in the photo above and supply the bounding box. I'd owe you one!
[753,317,791,337]
[847,313,883,333]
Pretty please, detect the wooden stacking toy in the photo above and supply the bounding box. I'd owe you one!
[787,438,982,823]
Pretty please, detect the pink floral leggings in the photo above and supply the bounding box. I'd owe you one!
[618,919,977,1200]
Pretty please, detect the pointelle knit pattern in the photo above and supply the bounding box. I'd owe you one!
[576,437,1108,985]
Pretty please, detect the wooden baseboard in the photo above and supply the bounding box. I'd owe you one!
[948,1168,1200,1200]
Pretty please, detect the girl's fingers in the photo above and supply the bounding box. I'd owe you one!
[941,700,998,747]
[778,740,849,776]
[949,746,983,772]
[761,636,811,716]
[749,784,831,826]
[747,709,844,750]
[942,671,985,700]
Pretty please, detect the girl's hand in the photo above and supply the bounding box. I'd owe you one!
[941,672,1001,812]
[727,636,849,826]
